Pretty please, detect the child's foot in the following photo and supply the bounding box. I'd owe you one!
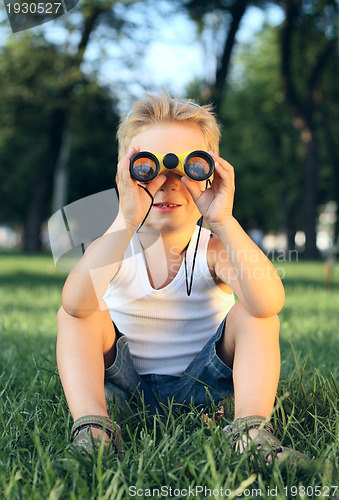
[88,427,113,450]
[223,416,309,466]
[233,427,283,462]
[70,415,125,461]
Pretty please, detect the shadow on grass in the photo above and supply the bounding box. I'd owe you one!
[283,277,339,291]
[0,271,65,288]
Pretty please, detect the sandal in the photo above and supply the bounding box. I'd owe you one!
[70,415,125,461]
[223,416,309,466]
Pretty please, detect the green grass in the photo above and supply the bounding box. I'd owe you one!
[0,255,338,499]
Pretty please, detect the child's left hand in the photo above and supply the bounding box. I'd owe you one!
[181,151,235,226]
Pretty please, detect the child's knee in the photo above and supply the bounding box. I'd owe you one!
[227,302,280,336]
[267,313,280,333]
[57,306,114,339]
[57,305,85,328]
[57,305,70,328]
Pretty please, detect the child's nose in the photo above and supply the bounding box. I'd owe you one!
[160,172,182,190]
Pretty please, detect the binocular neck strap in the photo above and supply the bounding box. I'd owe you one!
[184,216,203,296]
[136,184,154,232]
[136,180,210,296]
[184,178,210,295]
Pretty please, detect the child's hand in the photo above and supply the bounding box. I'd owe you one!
[181,152,235,226]
[116,146,166,228]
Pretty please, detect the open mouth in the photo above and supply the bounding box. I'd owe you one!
[152,203,182,212]
[153,203,181,208]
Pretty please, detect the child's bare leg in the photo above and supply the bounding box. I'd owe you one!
[56,306,116,444]
[217,302,281,457]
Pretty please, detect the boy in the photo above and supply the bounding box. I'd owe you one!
[57,93,307,464]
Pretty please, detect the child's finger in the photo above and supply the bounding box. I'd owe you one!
[145,174,167,197]
[214,161,234,182]
[209,151,234,171]
[118,146,140,184]
[213,164,235,198]
[180,176,203,202]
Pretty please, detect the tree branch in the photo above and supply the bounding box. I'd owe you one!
[308,40,336,97]
[77,6,103,57]
[212,0,248,113]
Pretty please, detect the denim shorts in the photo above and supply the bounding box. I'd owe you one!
[104,317,233,414]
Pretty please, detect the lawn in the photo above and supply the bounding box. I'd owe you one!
[0,255,338,499]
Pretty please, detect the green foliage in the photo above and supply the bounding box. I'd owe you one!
[187,2,337,242]
[67,80,119,203]
[0,256,338,497]
[0,33,120,224]
[217,27,302,232]
[0,35,60,222]
[191,22,335,236]
[283,0,337,99]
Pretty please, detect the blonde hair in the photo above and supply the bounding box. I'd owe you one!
[117,92,220,160]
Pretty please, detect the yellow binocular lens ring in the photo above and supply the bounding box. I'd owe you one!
[130,150,214,182]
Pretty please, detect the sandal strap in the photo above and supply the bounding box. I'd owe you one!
[223,415,274,445]
[223,415,309,464]
[70,414,125,461]
[71,415,114,441]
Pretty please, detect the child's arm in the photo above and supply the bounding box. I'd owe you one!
[208,223,285,317]
[62,147,166,318]
[181,152,285,318]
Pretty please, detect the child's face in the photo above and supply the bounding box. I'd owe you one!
[130,122,208,234]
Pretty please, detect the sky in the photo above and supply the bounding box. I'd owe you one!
[141,5,284,94]
[95,3,284,112]
[0,2,284,113]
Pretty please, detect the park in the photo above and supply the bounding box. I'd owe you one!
[0,0,338,498]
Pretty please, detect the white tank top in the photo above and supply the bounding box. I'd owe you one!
[103,226,235,376]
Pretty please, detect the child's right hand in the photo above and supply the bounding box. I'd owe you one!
[116,146,166,228]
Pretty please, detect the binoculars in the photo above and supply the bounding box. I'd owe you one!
[130,151,214,183]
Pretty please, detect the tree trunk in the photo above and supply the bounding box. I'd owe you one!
[280,0,331,260]
[23,108,66,252]
[21,6,103,252]
[277,140,295,252]
[210,0,248,114]
[322,117,339,246]
[52,129,71,213]
[301,119,318,258]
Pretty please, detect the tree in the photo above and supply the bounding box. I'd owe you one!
[0,35,120,247]
[184,0,250,113]
[178,0,284,115]
[280,0,338,258]
[319,57,339,245]
[217,26,303,245]
[187,21,336,255]
[0,0,148,252]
